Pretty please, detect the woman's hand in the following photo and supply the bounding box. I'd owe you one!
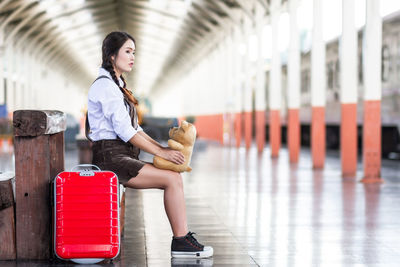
[157,147,185,165]
[129,134,185,164]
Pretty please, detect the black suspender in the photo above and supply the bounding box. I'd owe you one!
[85,76,111,142]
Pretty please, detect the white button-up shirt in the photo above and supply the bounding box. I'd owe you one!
[87,67,143,142]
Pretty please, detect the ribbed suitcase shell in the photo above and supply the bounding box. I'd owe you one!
[54,170,120,260]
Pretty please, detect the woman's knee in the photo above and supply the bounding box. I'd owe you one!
[165,171,183,189]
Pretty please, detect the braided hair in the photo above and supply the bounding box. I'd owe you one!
[101,31,138,105]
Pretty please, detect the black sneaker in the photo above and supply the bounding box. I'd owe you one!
[171,232,213,258]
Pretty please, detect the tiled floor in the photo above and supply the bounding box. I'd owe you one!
[1,139,400,266]
[183,142,400,267]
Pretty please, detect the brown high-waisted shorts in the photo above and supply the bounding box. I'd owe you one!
[92,139,148,184]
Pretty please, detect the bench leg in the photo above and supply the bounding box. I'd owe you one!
[0,176,16,260]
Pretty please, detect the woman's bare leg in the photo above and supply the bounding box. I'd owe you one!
[123,164,188,237]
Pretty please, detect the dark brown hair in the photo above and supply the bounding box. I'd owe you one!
[101,31,138,105]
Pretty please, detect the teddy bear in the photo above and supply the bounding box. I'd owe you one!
[153,120,196,172]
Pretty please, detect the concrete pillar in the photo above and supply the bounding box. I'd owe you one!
[32,56,39,109]
[225,32,237,146]
[287,0,301,163]
[15,47,23,109]
[234,27,243,148]
[0,46,4,105]
[243,18,253,150]
[193,42,225,144]
[269,0,281,157]
[340,0,358,177]
[26,50,33,109]
[225,35,235,146]
[6,45,14,112]
[218,42,226,144]
[0,31,4,106]
[221,37,229,145]
[255,8,266,153]
[311,0,326,169]
[362,0,383,183]
[29,46,40,109]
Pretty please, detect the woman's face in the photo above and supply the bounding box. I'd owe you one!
[112,39,135,75]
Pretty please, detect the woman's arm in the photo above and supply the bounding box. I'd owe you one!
[136,131,163,148]
[128,133,184,165]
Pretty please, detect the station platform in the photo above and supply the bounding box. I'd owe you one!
[1,140,400,266]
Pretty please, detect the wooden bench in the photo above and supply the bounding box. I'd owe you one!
[0,172,16,260]
[13,110,66,260]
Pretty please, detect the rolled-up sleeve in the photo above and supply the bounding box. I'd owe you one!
[99,82,138,142]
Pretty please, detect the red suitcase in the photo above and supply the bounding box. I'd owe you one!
[54,164,120,264]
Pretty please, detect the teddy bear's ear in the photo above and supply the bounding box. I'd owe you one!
[181,120,188,131]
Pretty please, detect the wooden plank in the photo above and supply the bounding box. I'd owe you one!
[13,110,66,137]
[0,176,16,260]
[15,135,51,259]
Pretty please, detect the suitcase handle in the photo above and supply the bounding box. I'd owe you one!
[70,164,101,172]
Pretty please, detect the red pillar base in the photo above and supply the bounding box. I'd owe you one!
[194,114,224,144]
[255,110,265,153]
[341,103,357,177]
[270,110,280,157]
[288,108,300,163]
[235,113,242,148]
[360,177,384,183]
[312,107,325,169]
[244,111,252,150]
[361,100,383,183]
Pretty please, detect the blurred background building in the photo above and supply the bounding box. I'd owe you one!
[0,0,399,165]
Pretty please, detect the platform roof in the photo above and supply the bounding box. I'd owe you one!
[0,0,272,96]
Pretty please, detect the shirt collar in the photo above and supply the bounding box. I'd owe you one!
[99,67,124,87]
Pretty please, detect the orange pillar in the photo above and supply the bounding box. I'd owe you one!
[227,113,235,147]
[341,104,357,177]
[270,110,280,157]
[312,107,325,168]
[287,0,301,163]
[244,111,252,150]
[340,0,358,177]
[255,7,266,154]
[235,112,242,147]
[361,100,383,183]
[193,114,224,144]
[269,1,282,158]
[288,109,300,163]
[311,0,326,169]
[255,111,265,153]
[361,0,383,183]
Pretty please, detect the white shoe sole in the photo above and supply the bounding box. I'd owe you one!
[171,246,213,258]
[171,257,214,266]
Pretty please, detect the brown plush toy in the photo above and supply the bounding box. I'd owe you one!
[153,120,196,172]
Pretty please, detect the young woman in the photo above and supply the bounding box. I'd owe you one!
[87,31,213,259]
